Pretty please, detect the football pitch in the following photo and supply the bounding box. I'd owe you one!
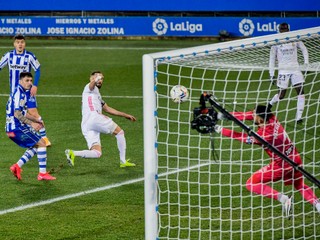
[0,38,214,240]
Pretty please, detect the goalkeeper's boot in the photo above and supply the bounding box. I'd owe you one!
[296,119,303,125]
[10,163,22,180]
[37,172,56,181]
[120,159,136,168]
[65,149,75,167]
[42,137,52,147]
[282,195,292,217]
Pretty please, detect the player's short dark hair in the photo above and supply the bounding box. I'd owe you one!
[91,71,102,76]
[14,34,25,40]
[255,105,273,122]
[279,23,290,32]
[20,72,33,79]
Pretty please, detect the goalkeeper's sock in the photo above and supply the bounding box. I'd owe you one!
[115,130,126,164]
[296,94,305,121]
[269,94,280,106]
[74,150,101,158]
[17,147,37,167]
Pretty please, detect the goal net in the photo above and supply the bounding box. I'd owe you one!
[143,27,320,240]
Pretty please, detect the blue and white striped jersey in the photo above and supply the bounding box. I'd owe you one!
[0,49,40,94]
[6,84,29,132]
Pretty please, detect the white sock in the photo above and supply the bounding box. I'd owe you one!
[116,130,126,163]
[39,127,47,138]
[278,193,288,204]
[17,148,37,167]
[270,94,280,106]
[316,203,320,213]
[37,147,47,174]
[74,149,101,158]
[296,94,305,120]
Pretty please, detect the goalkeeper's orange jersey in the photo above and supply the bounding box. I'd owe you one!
[221,111,301,164]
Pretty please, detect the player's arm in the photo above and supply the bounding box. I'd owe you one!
[230,111,254,121]
[29,54,41,96]
[102,103,136,122]
[298,41,309,64]
[215,126,259,145]
[0,52,9,70]
[88,74,100,91]
[269,46,276,80]
[14,110,43,131]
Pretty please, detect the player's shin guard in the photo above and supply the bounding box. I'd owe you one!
[296,94,305,121]
[115,130,126,164]
[37,147,47,173]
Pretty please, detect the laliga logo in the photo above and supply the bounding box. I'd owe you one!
[153,18,168,36]
[239,18,255,36]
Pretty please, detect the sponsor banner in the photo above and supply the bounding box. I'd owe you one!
[1,0,320,11]
[0,16,319,37]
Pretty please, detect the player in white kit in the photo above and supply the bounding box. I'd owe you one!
[268,23,309,124]
[65,71,136,168]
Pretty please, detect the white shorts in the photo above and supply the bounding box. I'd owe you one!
[277,71,304,89]
[81,113,118,149]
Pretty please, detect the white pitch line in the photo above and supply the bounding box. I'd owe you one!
[0,158,318,216]
[0,161,212,216]
[0,177,143,216]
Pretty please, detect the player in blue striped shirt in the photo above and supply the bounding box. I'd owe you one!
[7,72,56,181]
[0,34,51,146]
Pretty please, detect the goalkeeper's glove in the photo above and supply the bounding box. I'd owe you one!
[270,76,276,85]
[217,112,227,120]
[214,125,222,134]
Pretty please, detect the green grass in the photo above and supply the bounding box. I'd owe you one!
[0,37,319,239]
[0,38,215,240]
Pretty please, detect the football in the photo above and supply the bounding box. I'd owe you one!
[170,85,189,103]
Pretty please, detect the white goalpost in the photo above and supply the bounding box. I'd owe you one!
[143,27,320,239]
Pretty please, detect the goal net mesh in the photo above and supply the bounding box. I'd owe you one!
[153,29,320,239]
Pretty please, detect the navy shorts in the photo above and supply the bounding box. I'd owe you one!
[7,125,41,148]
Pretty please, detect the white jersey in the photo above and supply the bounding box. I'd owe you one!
[269,41,309,76]
[81,83,117,149]
[82,83,104,117]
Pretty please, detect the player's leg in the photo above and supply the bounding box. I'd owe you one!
[112,126,135,167]
[292,171,320,213]
[65,126,102,166]
[246,164,281,200]
[246,163,292,216]
[91,113,135,167]
[268,73,290,109]
[293,82,305,124]
[27,96,51,146]
[35,138,55,180]
[7,126,55,180]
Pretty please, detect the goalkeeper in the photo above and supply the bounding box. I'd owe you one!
[214,105,320,216]
[268,22,309,124]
